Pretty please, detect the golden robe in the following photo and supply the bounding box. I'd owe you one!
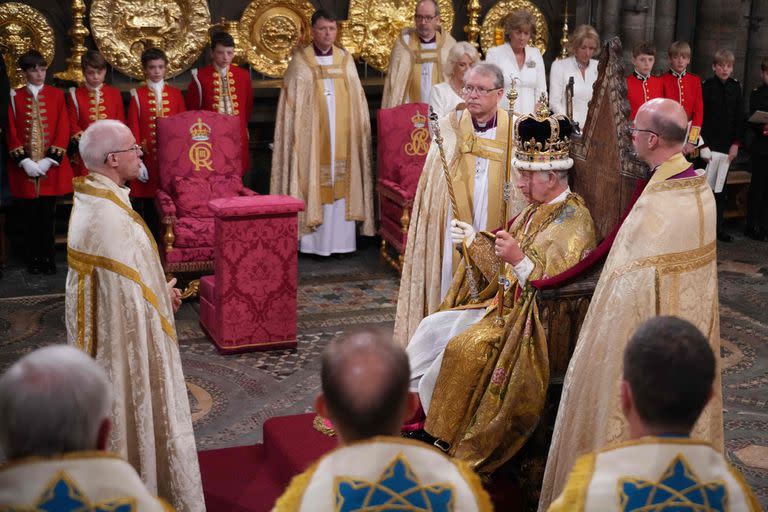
[424,193,597,475]
[271,45,374,237]
[381,28,456,108]
[394,108,528,347]
[65,173,204,512]
[538,154,723,511]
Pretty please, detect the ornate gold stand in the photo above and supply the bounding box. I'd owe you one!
[180,279,200,299]
[464,0,481,49]
[54,0,89,83]
[559,0,570,59]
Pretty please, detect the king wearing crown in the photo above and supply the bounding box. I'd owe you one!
[404,98,598,477]
[270,9,374,256]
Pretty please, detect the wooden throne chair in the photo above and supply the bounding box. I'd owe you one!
[376,103,431,272]
[155,110,257,295]
[508,37,648,509]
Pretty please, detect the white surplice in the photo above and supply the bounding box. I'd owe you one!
[65,173,204,511]
[299,52,357,256]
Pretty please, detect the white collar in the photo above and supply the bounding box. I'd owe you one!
[85,83,103,92]
[548,186,571,205]
[148,80,164,93]
[27,83,43,98]
[215,65,229,75]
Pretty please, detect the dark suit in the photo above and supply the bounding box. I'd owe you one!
[747,83,768,237]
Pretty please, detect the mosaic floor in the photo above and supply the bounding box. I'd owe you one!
[0,236,766,507]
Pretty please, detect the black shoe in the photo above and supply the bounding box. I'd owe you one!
[27,258,41,274]
[717,232,733,243]
[41,258,57,275]
[745,227,766,241]
[401,429,450,452]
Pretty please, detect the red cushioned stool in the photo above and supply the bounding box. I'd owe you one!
[199,195,304,353]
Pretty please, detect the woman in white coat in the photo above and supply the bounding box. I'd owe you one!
[428,42,480,118]
[485,10,547,114]
[549,24,600,127]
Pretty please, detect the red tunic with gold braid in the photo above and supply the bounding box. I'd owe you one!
[127,83,186,198]
[67,84,126,176]
[626,71,663,120]
[6,85,73,198]
[185,65,253,174]
[661,70,704,144]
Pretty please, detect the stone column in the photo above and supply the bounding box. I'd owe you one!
[744,0,768,91]
[692,0,744,76]
[653,0,677,73]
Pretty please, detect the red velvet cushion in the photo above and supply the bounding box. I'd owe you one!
[174,216,214,247]
[174,176,212,218]
[173,175,244,218]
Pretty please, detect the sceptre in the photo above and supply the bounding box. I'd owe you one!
[428,107,480,303]
[494,80,519,326]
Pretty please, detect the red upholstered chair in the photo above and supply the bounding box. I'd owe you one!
[376,103,431,272]
[155,110,256,285]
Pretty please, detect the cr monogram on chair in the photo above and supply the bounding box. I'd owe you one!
[404,110,429,156]
[188,117,213,171]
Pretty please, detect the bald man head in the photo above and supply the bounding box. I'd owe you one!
[632,98,689,167]
[318,329,416,443]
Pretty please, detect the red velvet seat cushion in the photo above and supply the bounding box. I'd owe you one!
[392,161,423,200]
[173,175,244,218]
[173,216,215,247]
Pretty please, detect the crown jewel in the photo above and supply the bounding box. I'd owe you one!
[512,96,574,171]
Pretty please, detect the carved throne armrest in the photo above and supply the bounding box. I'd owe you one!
[155,190,177,253]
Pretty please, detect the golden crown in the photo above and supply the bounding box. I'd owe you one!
[411,110,427,129]
[189,118,212,141]
[512,99,573,169]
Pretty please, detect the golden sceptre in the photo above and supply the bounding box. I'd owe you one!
[428,107,480,302]
[494,80,519,326]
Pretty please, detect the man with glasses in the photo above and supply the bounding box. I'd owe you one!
[539,98,722,511]
[396,63,528,347]
[64,119,204,511]
[381,0,456,108]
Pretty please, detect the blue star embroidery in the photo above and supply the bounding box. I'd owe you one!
[25,471,136,512]
[619,454,727,511]
[335,453,455,511]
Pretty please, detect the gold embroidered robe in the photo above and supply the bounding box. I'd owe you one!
[64,173,204,512]
[381,28,456,108]
[538,154,723,511]
[271,45,374,237]
[394,108,528,347]
[425,193,597,475]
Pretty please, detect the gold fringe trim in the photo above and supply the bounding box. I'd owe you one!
[312,414,337,437]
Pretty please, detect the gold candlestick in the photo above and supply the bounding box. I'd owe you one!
[54,0,89,83]
[559,0,570,59]
[464,0,482,49]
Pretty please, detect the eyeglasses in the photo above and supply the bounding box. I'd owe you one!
[629,126,658,137]
[462,85,502,96]
[104,144,142,162]
[414,15,437,22]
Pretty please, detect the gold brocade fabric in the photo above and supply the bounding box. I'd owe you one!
[381,28,456,108]
[393,108,525,348]
[270,45,374,236]
[538,159,723,512]
[64,174,204,511]
[424,194,597,475]
[406,32,444,104]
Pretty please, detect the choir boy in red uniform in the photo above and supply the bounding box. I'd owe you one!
[626,42,663,120]
[661,41,704,155]
[67,50,125,176]
[185,31,253,176]
[127,47,186,235]
[6,50,73,275]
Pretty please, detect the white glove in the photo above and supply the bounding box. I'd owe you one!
[138,161,149,183]
[20,158,44,178]
[36,158,57,174]
[449,220,476,246]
